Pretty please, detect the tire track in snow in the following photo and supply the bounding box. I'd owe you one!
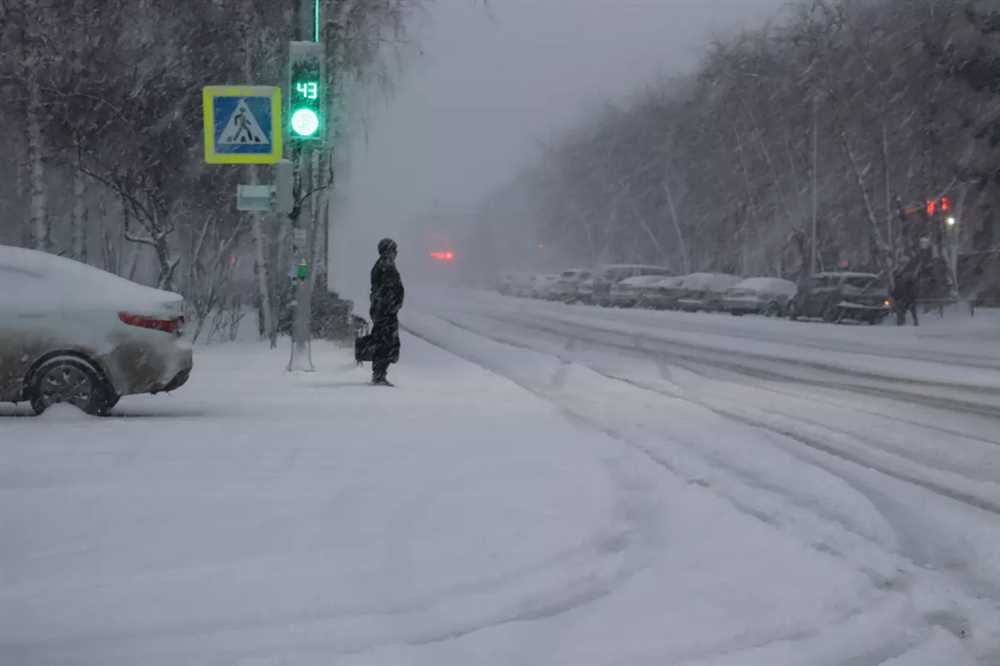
[402,315,981,664]
[479,309,1000,419]
[426,310,1000,515]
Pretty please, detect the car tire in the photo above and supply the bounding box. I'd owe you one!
[765,301,782,318]
[28,357,117,416]
[822,303,841,324]
[787,302,799,321]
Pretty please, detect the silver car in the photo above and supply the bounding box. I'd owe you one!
[531,274,561,299]
[721,277,798,317]
[550,269,593,302]
[0,245,193,415]
[610,275,669,308]
[675,273,743,312]
[589,264,674,306]
[636,276,686,309]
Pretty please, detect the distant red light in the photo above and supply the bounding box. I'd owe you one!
[430,250,455,262]
[941,196,951,212]
[926,199,936,216]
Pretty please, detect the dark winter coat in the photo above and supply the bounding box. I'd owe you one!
[370,257,405,320]
[892,272,918,305]
[370,257,405,374]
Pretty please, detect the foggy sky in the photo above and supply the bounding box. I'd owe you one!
[331,0,788,295]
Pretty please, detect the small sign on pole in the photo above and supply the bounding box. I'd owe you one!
[236,184,274,211]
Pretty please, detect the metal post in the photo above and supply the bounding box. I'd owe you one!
[811,95,818,276]
[286,0,320,372]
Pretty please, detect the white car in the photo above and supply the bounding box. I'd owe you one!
[609,275,669,308]
[499,272,537,298]
[0,245,193,415]
[721,277,798,317]
[531,274,561,299]
[675,273,743,312]
[550,269,594,302]
[589,264,674,305]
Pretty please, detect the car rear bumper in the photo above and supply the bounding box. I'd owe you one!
[153,366,191,394]
[105,339,193,397]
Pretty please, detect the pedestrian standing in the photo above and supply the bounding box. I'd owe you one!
[369,238,405,386]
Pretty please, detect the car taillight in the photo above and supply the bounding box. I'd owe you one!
[119,312,184,335]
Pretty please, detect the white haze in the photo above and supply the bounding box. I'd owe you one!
[330,0,787,300]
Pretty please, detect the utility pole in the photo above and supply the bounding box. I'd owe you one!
[286,0,323,372]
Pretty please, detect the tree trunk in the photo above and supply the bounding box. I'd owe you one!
[247,165,276,347]
[26,70,48,252]
[154,232,178,292]
[72,154,88,262]
[663,171,690,274]
[842,131,891,278]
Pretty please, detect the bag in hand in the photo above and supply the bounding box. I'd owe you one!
[355,333,374,364]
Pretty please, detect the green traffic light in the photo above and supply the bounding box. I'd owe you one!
[289,43,324,142]
[291,108,320,137]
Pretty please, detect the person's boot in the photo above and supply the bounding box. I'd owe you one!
[372,369,393,386]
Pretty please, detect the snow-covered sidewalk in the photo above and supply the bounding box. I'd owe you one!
[0,337,972,665]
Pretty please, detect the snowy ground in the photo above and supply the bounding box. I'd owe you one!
[2,293,999,664]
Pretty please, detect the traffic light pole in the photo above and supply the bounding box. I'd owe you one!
[286,0,323,372]
[287,145,315,372]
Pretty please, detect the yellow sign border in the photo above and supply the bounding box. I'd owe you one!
[203,85,283,164]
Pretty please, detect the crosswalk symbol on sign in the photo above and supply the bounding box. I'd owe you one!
[218,99,269,145]
[203,85,282,164]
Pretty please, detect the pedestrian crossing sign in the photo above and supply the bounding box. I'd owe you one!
[203,85,282,164]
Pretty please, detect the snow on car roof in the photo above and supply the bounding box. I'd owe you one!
[681,272,741,288]
[735,277,798,293]
[649,276,684,287]
[618,275,666,287]
[812,271,879,279]
[598,263,668,270]
[0,244,182,308]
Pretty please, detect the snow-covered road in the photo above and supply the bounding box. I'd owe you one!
[404,290,1000,663]
[2,291,998,664]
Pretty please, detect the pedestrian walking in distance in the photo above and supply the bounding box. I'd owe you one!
[369,238,405,386]
[892,257,921,327]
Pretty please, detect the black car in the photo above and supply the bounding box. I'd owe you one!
[787,272,891,324]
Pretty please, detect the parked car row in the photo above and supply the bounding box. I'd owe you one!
[498,266,893,324]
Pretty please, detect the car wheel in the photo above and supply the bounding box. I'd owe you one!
[29,357,116,416]
[787,302,798,321]
[765,301,782,318]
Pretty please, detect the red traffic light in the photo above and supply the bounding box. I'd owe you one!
[926,196,952,216]
[430,250,455,262]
